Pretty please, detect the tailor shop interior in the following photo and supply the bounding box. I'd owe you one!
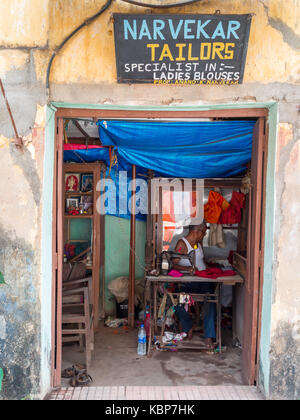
[61,117,254,384]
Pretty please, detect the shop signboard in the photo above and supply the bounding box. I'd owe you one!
[113,14,252,85]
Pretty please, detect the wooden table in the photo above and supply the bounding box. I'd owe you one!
[145,273,244,355]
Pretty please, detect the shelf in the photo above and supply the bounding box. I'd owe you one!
[64,214,93,219]
[65,191,93,196]
[67,240,90,243]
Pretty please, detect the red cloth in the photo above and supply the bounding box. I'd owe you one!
[204,191,230,224]
[195,268,236,279]
[64,144,104,150]
[218,191,245,224]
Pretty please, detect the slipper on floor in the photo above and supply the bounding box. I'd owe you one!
[72,363,86,374]
[69,371,93,387]
[62,366,76,378]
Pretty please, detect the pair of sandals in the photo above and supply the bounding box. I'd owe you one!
[62,364,93,387]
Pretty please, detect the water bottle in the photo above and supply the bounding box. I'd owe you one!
[137,324,147,356]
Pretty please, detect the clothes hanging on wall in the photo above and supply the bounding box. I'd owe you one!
[204,190,230,224]
[218,191,246,224]
[208,223,226,248]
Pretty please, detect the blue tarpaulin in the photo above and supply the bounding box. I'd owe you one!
[97,120,255,178]
[64,120,255,219]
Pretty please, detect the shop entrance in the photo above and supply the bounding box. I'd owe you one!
[51,107,268,390]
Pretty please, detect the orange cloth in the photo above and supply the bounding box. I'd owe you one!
[204,191,230,223]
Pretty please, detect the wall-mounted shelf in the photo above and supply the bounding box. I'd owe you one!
[64,214,93,219]
[63,162,106,329]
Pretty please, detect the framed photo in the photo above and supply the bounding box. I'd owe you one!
[65,173,80,192]
[66,197,80,211]
[81,195,93,211]
[81,174,94,192]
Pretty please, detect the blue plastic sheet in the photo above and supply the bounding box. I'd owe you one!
[64,148,146,220]
[64,120,255,219]
[97,120,255,178]
[64,147,110,165]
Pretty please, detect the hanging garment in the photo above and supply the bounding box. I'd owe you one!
[208,223,226,248]
[204,191,230,224]
[218,191,246,224]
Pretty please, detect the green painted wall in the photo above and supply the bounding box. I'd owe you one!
[103,216,146,315]
[69,215,146,315]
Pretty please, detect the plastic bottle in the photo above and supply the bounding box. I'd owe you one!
[137,324,147,356]
[144,312,150,340]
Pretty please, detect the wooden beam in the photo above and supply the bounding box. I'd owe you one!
[66,137,101,145]
[128,164,136,328]
[73,120,92,139]
[56,108,269,119]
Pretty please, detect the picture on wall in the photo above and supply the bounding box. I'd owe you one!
[65,173,80,192]
[81,174,94,192]
[66,197,80,211]
[81,195,93,211]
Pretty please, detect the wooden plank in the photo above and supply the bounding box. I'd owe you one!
[128,164,136,328]
[255,119,268,383]
[56,108,269,119]
[146,275,243,284]
[93,163,102,328]
[73,120,92,139]
[64,162,101,172]
[242,117,265,385]
[51,116,58,388]
[99,165,106,320]
[54,117,64,387]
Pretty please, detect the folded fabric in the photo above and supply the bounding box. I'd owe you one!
[168,269,184,278]
[204,191,230,224]
[218,191,245,224]
[195,268,236,279]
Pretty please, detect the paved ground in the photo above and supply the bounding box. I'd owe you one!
[53,324,265,400]
[47,385,264,400]
[61,326,245,387]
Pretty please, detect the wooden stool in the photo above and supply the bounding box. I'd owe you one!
[62,282,94,369]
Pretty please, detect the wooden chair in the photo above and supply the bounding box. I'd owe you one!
[62,276,94,369]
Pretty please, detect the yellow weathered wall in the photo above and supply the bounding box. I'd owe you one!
[0,0,49,48]
[1,0,298,85]
[46,0,300,85]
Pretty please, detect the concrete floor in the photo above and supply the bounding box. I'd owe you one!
[62,324,244,387]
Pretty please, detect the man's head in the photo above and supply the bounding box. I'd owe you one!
[188,222,207,241]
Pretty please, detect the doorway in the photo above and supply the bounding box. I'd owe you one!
[51,107,268,389]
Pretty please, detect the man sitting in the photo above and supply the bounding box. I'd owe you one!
[171,222,216,349]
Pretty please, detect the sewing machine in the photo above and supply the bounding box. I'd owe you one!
[158,250,196,275]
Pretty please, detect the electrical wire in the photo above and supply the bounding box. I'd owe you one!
[46,0,114,92]
[120,0,203,8]
[46,0,204,94]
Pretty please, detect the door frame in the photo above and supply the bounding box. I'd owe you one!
[51,106,269,388]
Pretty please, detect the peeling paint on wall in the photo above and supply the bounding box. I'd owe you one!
[0,224,41,400]
[269,321,300,400]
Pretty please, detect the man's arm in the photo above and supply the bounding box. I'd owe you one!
[172,239,194,273]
